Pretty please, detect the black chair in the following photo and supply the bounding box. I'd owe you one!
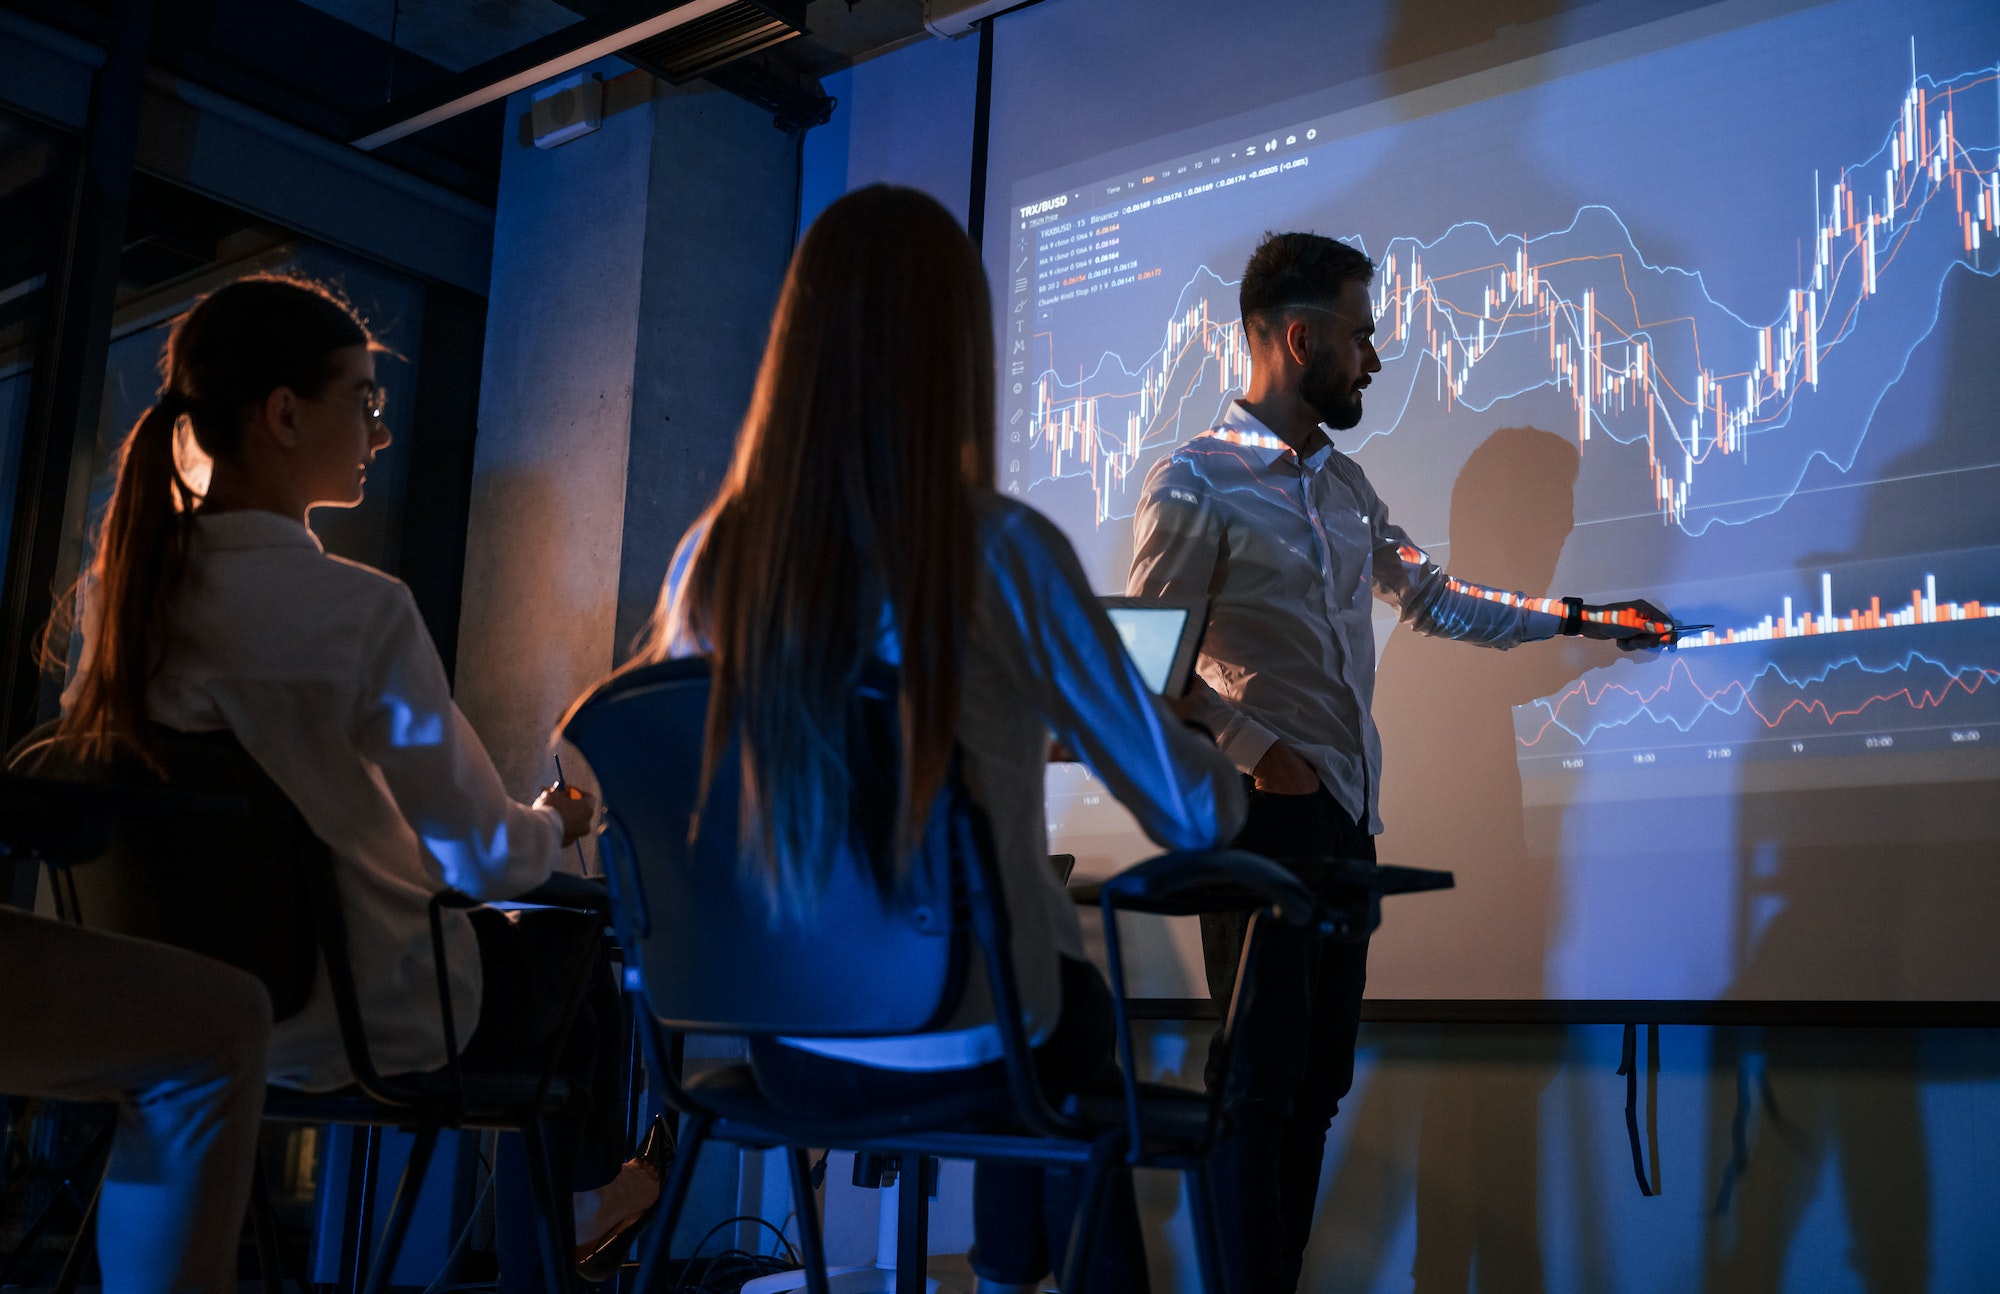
[0,763,255,1294]
[10,724,317,1018]
[562,657,1323,1294]
[7,724,603,1294]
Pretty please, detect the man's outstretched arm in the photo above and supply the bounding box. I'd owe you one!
[1369,497,1678,650]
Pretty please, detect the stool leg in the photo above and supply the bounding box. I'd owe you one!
[28,1120,114,1294]
[895,1154,928,1294]
[343,1127,382,1294]
[518,1121,569,1294]
[784,1147,830,1294]
[0,1188,56,1286]
[251,1155,284,1294]
[1187,1163,1229,1294]
[1057,1136,1122,1294]
[634,1114,710,1293]
[361,1126,439,1294]
[50,1172,102,1294]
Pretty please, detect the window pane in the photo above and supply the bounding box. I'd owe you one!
[0,108,73,578]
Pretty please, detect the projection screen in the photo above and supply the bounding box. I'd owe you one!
[984,0,2000,1009]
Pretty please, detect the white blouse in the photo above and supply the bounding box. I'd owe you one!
[65,510,563,1091]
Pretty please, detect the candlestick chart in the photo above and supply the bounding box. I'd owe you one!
[1004,22,2000,791]
[997,0,2000,1003]
[1017,59,1999,540]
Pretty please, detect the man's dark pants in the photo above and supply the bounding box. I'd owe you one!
[1202,780,1374,1294]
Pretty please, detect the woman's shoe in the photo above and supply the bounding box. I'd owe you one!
[575,1114,676,1283]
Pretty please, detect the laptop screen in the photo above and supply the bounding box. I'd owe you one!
[1104,604,1191,696]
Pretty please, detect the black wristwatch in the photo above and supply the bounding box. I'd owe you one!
[1560,596,1585,636]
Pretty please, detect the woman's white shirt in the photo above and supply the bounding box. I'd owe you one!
[660,492,1247,1069]
[63,510,562,1090]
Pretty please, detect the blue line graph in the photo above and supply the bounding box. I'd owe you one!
[1518,640,2000,752]
[999,0,2000,1006]
[1011,56,2000,544]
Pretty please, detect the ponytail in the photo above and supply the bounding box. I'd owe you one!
[53,394,202,765]
[49,274,372,769]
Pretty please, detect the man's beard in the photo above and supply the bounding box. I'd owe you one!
[1300,348,1363,431]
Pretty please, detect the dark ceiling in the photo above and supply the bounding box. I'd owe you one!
[12,0,938,204]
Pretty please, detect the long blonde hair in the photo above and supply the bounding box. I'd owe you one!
[637,185,995,912]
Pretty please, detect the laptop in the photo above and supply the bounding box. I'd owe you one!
[1098,595,1208,697]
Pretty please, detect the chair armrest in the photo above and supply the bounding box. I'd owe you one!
[1078,849,1318,925]
[425,890,477,1112]
[1282,857,1454,899]
[1085,849,1315,1165]
[425,884,608,1124]
[508,871,612,913]
[1280,858,1454,940]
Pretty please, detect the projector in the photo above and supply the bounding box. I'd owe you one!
[923,0,1017,38]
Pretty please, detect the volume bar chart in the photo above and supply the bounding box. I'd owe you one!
[1004,1,2000,1005]
[1675,573,2000,648]
[1008,9,2000,812]
[1514,600,2000,796]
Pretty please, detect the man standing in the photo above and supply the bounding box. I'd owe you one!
[1128,231,1672,1291]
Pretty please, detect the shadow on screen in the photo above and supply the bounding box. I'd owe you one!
[1315,267,2000,1290]
[1369,425,1621,999]
[1378,0,1568,98]
[1313,424,1620,1289]
[1280,3,1648,1280]
[1698,269,2000,1291]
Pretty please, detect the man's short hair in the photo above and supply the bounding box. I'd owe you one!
[1239,232,1375,339]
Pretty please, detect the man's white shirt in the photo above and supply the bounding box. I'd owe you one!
[1129,401,1563,832]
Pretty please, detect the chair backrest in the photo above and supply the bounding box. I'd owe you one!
[9,723,323,1021]
[562,657,969,1037]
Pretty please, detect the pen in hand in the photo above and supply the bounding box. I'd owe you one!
[552,753,592,869]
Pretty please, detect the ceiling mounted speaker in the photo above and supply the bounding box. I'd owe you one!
[622,0,808,83]
[531,73,604,149]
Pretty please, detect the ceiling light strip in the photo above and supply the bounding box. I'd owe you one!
[350,0,737,152]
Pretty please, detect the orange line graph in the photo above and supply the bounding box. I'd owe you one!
[1518,649,2000,749]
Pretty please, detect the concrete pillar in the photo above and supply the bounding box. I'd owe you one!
[618,84,800,653]
[455,62,650,798]
[456,68,797,797]
[455,69,801,1256]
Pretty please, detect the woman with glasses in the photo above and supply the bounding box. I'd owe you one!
[634,187,1246,1292]
[51,274,660,1287]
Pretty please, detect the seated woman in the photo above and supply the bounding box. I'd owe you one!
[53,274,659,1284]
[632,185,1246,1292]
[0,909,270,1294]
